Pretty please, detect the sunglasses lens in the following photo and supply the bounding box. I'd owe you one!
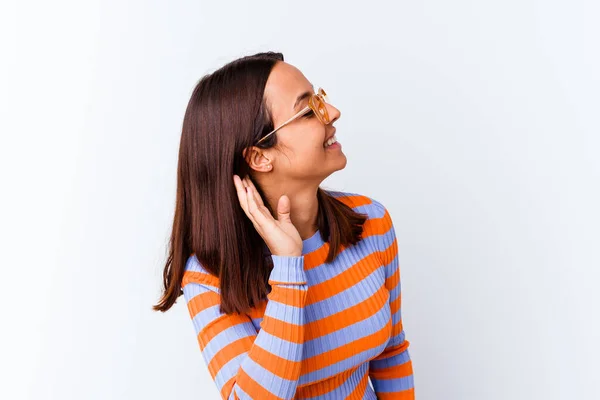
[312,93,330,124]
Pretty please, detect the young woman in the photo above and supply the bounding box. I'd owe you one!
[153,51,415,399]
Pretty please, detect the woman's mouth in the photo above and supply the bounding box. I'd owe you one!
[324,135,340,149]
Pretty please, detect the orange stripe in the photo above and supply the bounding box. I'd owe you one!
[207,336,253,378]
[377,387,415,400]
[375,338,410,361]
[305,285,388,340]
[182,270,220,288]
[198,313,251,351]
[236,367,285,400]
[385,258,400,286]
[260,315,304,344]
[346,367,370,399]
[390,292,401,315]
[267,285,307,307]
[304,243,333,266]
[186,290,220,319]
[221,375,236,399]
[247,344,302,380]
[302,317,392,373]
[370,358,413,380]
[366,208,393,235]
[381,236,399,267]
[246,300,267,319]
[306,251,382,305]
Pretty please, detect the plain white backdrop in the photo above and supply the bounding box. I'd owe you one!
[2,0,599,399]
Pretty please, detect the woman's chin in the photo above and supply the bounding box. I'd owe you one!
[327,153,348,173]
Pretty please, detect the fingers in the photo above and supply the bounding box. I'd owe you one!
[244,176,264,207]
[245,185,274,228]
[233,175,255,223]
[233,175,273,229]
[277,194,292,223]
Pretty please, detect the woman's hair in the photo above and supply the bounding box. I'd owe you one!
[153,51,368,315]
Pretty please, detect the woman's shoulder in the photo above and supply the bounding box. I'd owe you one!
[323,188,390,221]
[181,253,220,292]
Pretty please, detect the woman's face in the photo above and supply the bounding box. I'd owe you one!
[253,61,346,182]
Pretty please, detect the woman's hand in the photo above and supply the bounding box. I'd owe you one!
[233,175,303,257]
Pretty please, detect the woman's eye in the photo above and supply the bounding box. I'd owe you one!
[303,110,314,118]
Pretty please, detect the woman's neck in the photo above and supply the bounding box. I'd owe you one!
[264,183,320,240]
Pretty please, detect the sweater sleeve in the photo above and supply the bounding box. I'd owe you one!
[368,205,415,399]
[182,254,308,400]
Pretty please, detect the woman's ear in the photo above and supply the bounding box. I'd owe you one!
[243,146,272,173]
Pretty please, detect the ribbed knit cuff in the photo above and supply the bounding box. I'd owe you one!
[268,255,306,285]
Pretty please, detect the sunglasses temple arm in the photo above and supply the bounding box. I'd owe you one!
[257,106,311,144]
[282,107,310,127]
[271,107,310,133]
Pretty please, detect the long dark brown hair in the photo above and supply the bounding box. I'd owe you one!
[153,51,368,315]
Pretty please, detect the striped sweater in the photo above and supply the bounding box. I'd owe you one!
[181,191,415,399]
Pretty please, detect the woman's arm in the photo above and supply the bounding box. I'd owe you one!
[182,254,307,400]
[368,204,415,399]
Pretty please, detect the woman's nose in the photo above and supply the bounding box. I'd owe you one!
[327,103,341,124]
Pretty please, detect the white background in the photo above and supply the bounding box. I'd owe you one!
[2,1,599,399]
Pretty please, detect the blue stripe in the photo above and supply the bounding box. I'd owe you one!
[391,306,402,327]
[388,330,406,348]
[383,253,399,279]
[352,203,386,219]
[269,255,306,283]
[185,254,212,275]
[388,275,401,300]
[369,348,411,369]
[263,299,305,325]
[191,304,223,334]
[182,281,208,301]
[202,323,256,364]
[371,375,414,393]
[362,385,378,400]
[303,300,389,358]
[213,352,247,393]
[310,363,369,399]
[250,317,262,330]
[379,225,396,253]
[324,189,361,199]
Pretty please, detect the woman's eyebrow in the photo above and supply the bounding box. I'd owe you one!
[293,85,315,110]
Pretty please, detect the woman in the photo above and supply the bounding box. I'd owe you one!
[153,51,415,399]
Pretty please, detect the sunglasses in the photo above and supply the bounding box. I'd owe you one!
[256,87,331,145]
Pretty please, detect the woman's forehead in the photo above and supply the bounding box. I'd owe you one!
[265,62,313,114]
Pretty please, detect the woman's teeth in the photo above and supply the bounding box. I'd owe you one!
[324,135,338,148]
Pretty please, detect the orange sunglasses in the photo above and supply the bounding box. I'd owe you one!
[256,87,331,145]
